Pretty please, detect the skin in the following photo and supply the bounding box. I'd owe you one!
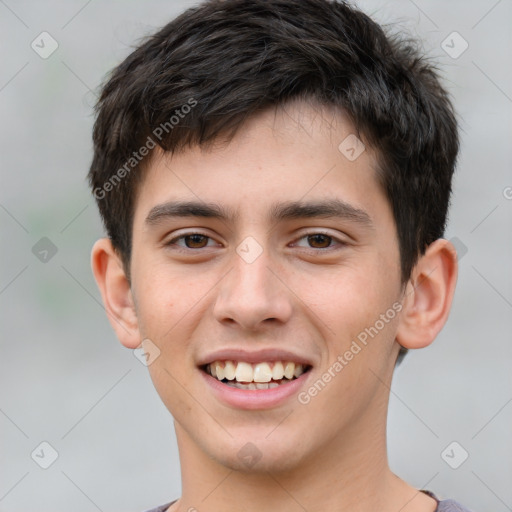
[92,99,458,512]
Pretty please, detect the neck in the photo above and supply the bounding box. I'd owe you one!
[170,390,435,512]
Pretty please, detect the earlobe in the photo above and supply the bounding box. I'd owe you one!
[90,238,141,349]
[396,239,458,350]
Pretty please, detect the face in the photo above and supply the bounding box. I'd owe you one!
[129,101,405,473]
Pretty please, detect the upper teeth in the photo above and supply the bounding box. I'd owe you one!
[207,361,306,383]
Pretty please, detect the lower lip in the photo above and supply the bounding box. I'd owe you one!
[200,369,311,410]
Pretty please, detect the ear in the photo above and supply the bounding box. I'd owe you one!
[396,238,458,350]
[91,238,141,349]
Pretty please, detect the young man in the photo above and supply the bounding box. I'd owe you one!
[88,0,471,510]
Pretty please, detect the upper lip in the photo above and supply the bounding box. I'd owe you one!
[197,348,314,367]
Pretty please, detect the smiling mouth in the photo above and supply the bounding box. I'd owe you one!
[201,360,312,390]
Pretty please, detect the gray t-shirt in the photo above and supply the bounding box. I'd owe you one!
[143,490,474,512]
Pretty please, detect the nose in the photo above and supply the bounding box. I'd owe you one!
[213,244,293,331]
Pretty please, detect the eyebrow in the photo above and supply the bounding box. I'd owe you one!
[144,198,373,229]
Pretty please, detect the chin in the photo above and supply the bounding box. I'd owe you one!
[206,433,309,474]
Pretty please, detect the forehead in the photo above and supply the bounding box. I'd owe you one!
[133,100,388,228]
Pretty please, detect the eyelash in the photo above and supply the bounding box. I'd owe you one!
[165,231,346,253]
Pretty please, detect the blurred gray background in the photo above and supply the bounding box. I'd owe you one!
[1,0,511,511]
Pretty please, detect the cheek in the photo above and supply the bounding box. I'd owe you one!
[146,362,194,429]
[312,265,400,358]
[134,264,196,336]
[316,266,384,323]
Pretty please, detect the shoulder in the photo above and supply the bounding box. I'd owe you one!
[141,503,174,512]
[437,498,475,512]
[142,497,476,512]
[421,490,475,512]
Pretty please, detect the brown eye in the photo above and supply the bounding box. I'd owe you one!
[307,234,332,248]
[166,232,215,250]
[183,234,209,248]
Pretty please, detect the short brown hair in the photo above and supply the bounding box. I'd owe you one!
[88,0,459,363]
